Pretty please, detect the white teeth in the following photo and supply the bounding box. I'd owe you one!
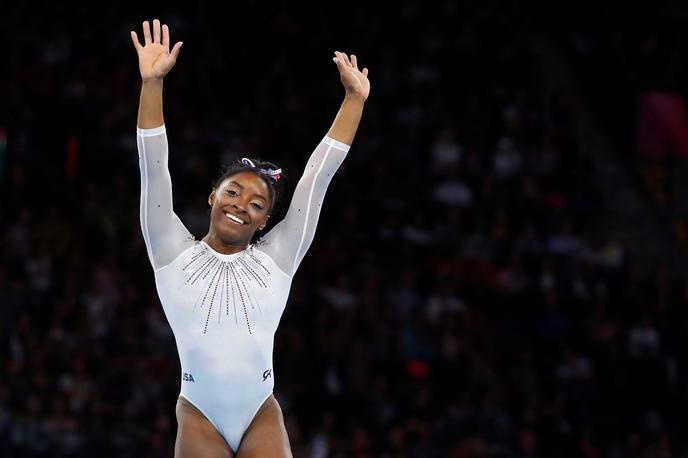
[224,212,245,225]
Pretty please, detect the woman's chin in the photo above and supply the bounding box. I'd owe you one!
[215,224,252,243]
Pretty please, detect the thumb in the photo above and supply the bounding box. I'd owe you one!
[171,41,183,60]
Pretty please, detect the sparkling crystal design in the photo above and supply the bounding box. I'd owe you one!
[177,243,270,334]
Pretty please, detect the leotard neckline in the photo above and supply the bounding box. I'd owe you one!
[200,240,250,261]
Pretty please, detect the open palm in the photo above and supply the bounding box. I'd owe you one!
[131,19,182,81]
[333,51,370,101]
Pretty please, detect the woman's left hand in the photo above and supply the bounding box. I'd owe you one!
[333,51,370,101]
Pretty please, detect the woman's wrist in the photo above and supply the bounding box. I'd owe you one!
[343,92,366,104]
[142,77,164,86]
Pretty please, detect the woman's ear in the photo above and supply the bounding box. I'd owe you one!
[208,188,216,206]
[259,215,270,230]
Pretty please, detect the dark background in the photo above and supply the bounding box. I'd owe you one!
[3,1,688,456]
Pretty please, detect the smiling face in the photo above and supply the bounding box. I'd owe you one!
[207,171,272,245]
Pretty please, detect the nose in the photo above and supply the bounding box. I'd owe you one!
[232,199,248,213]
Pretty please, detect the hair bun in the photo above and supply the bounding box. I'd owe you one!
[240,157,282,183]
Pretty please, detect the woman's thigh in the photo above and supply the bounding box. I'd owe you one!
[236,394,293,458]
[175,396,234,458]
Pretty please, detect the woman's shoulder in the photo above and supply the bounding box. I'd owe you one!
[250,242,291,279]
[153,236,201,275]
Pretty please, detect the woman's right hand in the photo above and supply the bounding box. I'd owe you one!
[131,19,183,82]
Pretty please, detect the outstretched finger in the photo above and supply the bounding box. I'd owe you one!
[342,53,352,67]
[153,19,161,44]
[351,54,358,69]
[130,31,143,51]
[162,24,170,51]
[362,68,369,77]
[143,21,152,45]
[170,41,183,61]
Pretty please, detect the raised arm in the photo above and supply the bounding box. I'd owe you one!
[257,51,370,276]
[325,51,370,144]
[132,19,193,271]
[131,19,182,127]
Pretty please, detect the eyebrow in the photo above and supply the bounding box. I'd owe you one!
[227,180,268,202]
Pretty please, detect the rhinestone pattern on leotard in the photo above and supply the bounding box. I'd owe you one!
[178,243,270,334]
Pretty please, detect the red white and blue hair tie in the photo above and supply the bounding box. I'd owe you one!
[241,157,282,183]
[241,158,256,168]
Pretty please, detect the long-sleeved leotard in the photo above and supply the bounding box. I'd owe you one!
[137,124,349,452]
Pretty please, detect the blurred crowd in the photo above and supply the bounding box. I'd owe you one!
[551,1,688,258]
[2,2,688,457]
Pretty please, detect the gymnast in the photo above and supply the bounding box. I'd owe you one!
[131,18,369,457]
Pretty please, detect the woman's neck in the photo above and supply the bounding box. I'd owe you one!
[202,232,248,255]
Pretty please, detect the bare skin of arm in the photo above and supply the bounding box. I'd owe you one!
[326,51,370,145]
[131,19,182,128]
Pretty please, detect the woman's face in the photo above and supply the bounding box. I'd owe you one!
[208,171,271,243]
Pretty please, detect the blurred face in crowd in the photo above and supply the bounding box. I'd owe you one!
[207,171,271,244]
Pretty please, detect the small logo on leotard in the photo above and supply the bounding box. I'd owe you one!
[182,372,195,382]
[262,369,272,381]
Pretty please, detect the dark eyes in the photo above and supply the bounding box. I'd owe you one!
[226,189,264,210]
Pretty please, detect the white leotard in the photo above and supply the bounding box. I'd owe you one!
[137,124,349,452]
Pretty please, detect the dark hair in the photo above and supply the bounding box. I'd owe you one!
[212,158,287,215]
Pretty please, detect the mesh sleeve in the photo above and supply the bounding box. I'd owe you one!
[137,124,195,271]
[256,136,350,276]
